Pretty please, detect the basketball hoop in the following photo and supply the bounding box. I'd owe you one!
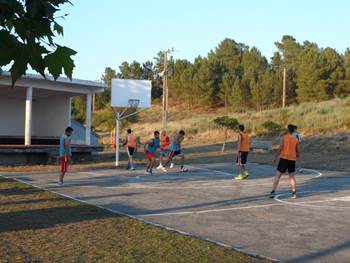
[128,99,140,109]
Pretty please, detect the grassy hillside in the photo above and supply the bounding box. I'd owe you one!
[94,96,350,146]
[126,96,350,144]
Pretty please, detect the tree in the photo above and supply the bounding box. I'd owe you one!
[296,43,330,102]
[275,35,303,103]
[220,73,235,110]
[0,0,76,84]
[96,67,116,109]
[192,58,215,107]
[230,78,246,112]
[213,116,239,152]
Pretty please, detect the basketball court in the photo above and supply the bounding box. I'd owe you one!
[2,162,350,263]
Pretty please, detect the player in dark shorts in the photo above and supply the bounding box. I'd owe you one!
[270,124,299,199]
[122,128,137,170]
[164,130,187,172]
[235,124,251,180]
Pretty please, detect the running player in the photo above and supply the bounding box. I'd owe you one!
[164,130,187,172]
[270,124,299,199]
[58,126,73,185]
[144,131,160,175]
[235,124,250,180]
[156,130,170,171]
[122,128,137,170]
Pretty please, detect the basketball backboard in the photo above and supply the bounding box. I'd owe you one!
[111,79,152,109]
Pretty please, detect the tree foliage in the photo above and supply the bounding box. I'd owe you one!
[0,0,76,84]
[95,36,350,112]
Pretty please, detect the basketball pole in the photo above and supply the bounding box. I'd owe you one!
[115,112,120,166]
[115,107,144,167]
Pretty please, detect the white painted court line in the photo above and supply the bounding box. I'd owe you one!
[274,191,350,210]
[137,202,284,217]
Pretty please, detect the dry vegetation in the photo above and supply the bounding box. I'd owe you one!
[114,96,350,146]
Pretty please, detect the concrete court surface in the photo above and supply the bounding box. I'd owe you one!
[2,162,350,263]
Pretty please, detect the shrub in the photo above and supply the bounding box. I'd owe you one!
[213,116,239,130]
[262,121,283,134]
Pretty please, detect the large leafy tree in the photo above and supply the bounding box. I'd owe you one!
[0,0,76,84]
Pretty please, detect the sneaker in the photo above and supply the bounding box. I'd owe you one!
[156,165,164,170]
[269,191,276,199]
[144,171,151,175]
[234,174,243,180]
[130,167,135,171]
[161,167,168,172]
[170,163,175,169]
[242,171,250,179]
[57,181,63,186]
[180,167,188,172]
[291,192,297,199]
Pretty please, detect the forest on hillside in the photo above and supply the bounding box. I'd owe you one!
[73,35,350,121]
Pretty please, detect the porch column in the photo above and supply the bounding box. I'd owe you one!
[24,87,33,146]
[68,97,72,127]
[85,94,92,145]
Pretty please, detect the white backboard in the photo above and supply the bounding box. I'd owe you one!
[111,79,152,108]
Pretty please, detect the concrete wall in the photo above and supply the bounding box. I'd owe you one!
[0,97,25,136]
[0,93,70,137]
[32,95,70,137]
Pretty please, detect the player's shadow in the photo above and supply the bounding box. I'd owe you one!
[289,239,350,262]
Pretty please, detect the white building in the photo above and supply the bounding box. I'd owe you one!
[0,72,106,164]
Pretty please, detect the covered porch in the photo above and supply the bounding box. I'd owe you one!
[0,72,106,164]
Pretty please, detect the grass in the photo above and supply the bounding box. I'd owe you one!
[103,96,350,147]
[0,177,269,263]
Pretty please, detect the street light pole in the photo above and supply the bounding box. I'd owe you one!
[282,67,287,108]
[162,51,168,131]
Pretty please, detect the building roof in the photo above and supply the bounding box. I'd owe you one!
[0,71,106,94]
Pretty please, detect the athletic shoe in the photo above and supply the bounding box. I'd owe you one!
[161,167,167,172]
[170,163,175,169]
[130,167,135,171]
[242,171,250,179]
[57,181,63,186]
[291,192,297,199]
[180,167,188,172]
[269,191,276,199]
[234,174,243,180]
[156,165,164,170]
[144,171,151,175]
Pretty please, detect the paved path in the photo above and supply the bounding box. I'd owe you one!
[2,163,350,263]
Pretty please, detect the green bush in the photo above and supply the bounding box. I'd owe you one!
[213,116,239,130]
[262,121,283,134]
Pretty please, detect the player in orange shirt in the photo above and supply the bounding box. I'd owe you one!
[235,124,251,180]
[270,124,299,199]
[122,128,137,170]
[156,131,170,172]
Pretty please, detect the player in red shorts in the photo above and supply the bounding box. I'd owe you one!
[144,131,160,175]
[58,126,73,185]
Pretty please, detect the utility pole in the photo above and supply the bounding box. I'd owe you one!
[282,67,287,108]
[162,51,168,131]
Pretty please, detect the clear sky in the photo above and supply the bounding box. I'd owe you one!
[57,0,350,80]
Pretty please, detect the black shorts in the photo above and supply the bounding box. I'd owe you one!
[127,147,135,156]
[170,150,182,158]
[277,158,296,173]
[236,151,248,165]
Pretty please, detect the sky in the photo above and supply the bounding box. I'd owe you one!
[56,0,350,81]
